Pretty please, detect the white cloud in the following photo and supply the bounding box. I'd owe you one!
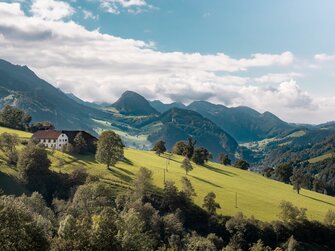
[30,0,75,21]
[254,72,302,84]
[99,0,153,14]
[82,9,98,20]
[314,53,335,62]
[0,2,333,124]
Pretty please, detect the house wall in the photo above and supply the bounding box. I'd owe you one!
[39,134,69,150]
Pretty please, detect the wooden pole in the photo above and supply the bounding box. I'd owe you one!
[163,168,166,184]
[235,192,238,208]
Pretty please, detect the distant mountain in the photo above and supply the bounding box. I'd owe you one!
[150,100,186,113]
[0,59,110,133]
[66,93,102,109]
[147,108,239,159]
[187,101,295,142]
[112,91,159,116]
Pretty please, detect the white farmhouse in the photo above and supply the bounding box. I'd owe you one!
[32,130,69,150]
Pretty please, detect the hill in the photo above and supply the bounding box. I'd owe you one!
[0,126,334,222]
[187,101,296,142]
[0,59,112,134]
[146,108,239,159]
[150,100,186,113]
[112,91,159,116]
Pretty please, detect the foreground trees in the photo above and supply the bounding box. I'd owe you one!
[96,131,124,168]
[0,132,19,165]
[0,105,31,131]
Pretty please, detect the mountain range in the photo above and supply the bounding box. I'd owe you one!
[0,58,333,162]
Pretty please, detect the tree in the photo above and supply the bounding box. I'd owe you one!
[249,240,272,251]
[74,132,88,154]
[290,169,303,194]
[172,141,187,156]
[0,196,49,250]
[181,157,193,175]
[152,140,166,156]
[278,201,307,223]
[275,164,293,184]
[181,176,196,199]
[186,137,197,159]
[324,209,335,226]
[17,143,53,199]
[132,167,153,200]
[234,160,250,170]
[202,192,220,214]
[192,147,210,165]
[95,131,124,168]
[0,105,31,130]
[0,132,19,165]
[17,143,51,181]
[219,153,231,165]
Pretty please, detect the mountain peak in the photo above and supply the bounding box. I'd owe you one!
[112,90,159,116]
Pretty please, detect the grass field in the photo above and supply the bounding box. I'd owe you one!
[47,148,335,222]
[0,127,32,139]
[0,127,334,222]
[308,153,334,164]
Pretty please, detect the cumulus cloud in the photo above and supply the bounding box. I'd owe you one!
[30,0,75,21]
[99,0,150,14]
[314,53,335,62]
[0,2,333,123]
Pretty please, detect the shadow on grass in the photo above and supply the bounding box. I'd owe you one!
[160,154,182,164]
[204,164,237,177]
[121,157,134,166]
[108,167,133,183]
[190,175,223,188]
[115,166,134,176]
[300,194,335,207]
[0,172,28,196]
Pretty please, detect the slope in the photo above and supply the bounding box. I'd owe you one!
[146,108,239,159]
[0,59,111,133]
[187,101,295,142]
[112,91,159,116]
[0,127,333,222]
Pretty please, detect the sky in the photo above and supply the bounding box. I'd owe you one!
[0,0,335,124]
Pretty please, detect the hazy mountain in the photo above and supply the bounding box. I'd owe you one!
[0,59,109,133]
[187,101,295,142]
[147,108,239,159]
[150,100,186,113]
[66,93,102,109]
[112,91,159,116]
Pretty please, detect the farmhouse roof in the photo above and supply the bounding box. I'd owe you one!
[32,130,62,139]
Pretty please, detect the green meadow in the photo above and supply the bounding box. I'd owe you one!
[0,127,334,222]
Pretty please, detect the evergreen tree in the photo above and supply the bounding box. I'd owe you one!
[186,137,197,159]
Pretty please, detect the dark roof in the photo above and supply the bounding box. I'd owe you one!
[60,130,97,144]
[33,130,62,139]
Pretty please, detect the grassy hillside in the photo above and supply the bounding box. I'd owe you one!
[308,153,334,164]
[48,149,334,222]
[0,127,334,222]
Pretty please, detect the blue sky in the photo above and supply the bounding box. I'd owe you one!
[68,0,335,56]
[1,0,335,123]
